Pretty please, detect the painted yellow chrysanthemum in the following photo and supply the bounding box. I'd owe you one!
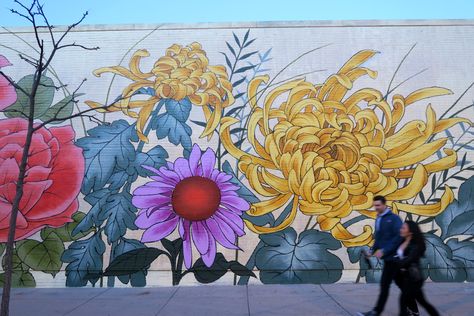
[86,42,234,142]
[220,50,472,247]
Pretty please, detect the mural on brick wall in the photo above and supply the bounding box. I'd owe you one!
[0,28,473,287]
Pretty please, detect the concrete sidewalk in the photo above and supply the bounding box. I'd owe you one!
[5,283,473,316]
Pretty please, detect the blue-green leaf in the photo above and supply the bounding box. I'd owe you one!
[347,246,383,283]
[100,192,138,244]
[256,228,343,284]
[134,145,168,177]
[77,120,137,194]
[153,113,192,154]
[435,175,474,238]
[447,238,474,282]
[226,41,236,57]
[112,238,148,286]
[164,98,191,122]
[422,233,466,282]
[62,232,106,287]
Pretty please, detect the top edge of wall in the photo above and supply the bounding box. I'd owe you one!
[2,19,474,34]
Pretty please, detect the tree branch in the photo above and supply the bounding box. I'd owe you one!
[57,43,100,51]
[0,70,28,95]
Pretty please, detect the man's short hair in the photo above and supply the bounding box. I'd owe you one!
[373,195,386,204]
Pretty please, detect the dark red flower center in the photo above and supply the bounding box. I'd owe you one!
[171,176,221,221]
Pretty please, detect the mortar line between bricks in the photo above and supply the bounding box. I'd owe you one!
[319,285,351,316]
[62,288,112,316]
[155,286,180,316]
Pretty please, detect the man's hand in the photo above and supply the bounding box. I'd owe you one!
[374,249,384,259]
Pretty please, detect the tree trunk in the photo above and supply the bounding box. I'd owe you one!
[0,73,38,316]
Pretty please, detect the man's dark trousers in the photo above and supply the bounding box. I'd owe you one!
[374,261,403,314]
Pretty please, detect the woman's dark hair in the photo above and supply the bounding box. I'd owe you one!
[405,220,426,255]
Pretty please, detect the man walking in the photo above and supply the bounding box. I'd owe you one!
[357,196,419,316]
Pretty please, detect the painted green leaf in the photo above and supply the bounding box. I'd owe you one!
[436,175,474,239]
[2,248,29,272]
[447,238,474,282]
[39,93,84,123]
[0,270,36,288]
[16,231,64,277]
[4,74,55,119]
[423,233,467,282]
[41,212,93,242]
[256,228,343,284]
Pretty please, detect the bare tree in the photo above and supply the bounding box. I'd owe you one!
[0,1,119,315]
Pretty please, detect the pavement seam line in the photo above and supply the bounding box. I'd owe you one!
[62,288,112,316]
[319,285,351,316]
[246,285,251,316]
[155,286,180,316]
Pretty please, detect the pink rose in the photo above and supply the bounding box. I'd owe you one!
[0,55,17,110]
[0,118,85,241]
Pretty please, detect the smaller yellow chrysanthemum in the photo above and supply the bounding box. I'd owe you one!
[86,42,234,142]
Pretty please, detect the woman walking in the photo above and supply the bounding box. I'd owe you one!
[396,221,440,316]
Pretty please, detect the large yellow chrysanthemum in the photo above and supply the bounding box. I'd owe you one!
[220,50,471,247]
[86,42,234,142]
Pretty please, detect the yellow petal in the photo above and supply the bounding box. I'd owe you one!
[248,193,293,216]
[404,87,453,106]
[433,117,472,134]
[338,50,378,74]
[245,196,298,234]
[219,117,275,169]
[383,138,448,169]
[332,223,373,247]
[386,165,428,200]
[394,185,454,216]
[392,149,457,178]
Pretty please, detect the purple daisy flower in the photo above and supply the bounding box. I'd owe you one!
[133,144,249,268]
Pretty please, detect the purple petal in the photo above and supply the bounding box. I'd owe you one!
[133,183,173,196]
[156,167,180,184]
[179,219,193,269]
[141,216,179,242]
[216,172,232,184]
[200,148,216,178]
[221,194,250,212]
[191,221,210,255]
[210,169,220,181]
[135,208,174,229]
[174,157,192,179]
[215,208,245,236]
[206,217,239,250]
[141,165,161,175]
[188,144,202,176]
[201,235,216,267]
[132,194,171,209]
[217,182,240,192]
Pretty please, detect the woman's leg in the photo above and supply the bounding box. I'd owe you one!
[414,285,440,316]
[396,272,418,316]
